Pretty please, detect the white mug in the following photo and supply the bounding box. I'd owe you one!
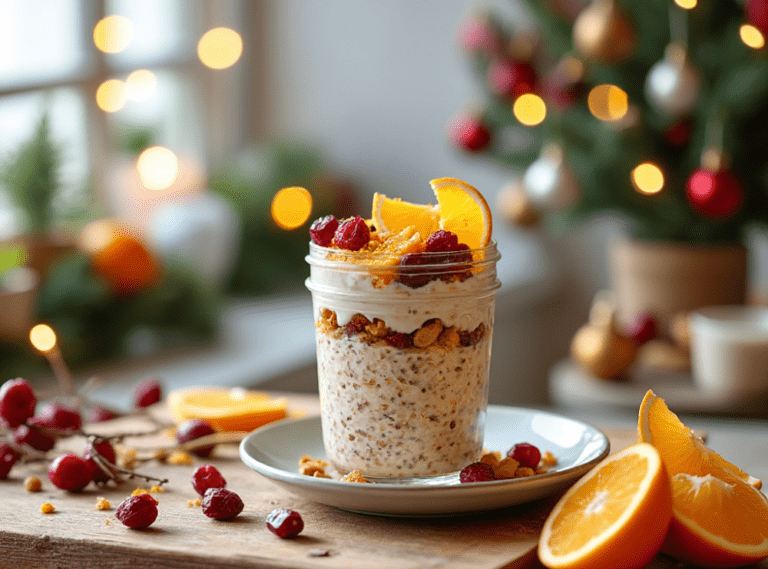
[689,306,768,398]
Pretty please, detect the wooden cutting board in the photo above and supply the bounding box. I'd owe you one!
[0,394,677,569]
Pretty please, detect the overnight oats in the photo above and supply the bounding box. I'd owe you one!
[305,178,500,480]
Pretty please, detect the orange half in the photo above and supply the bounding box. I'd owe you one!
[168,387,288,432]
[371,192,440,239]
[429,177,492,250]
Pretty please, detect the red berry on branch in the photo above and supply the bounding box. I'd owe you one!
[0,378,37,428]
[48,453,92,492]
[334,216,370,251]
[202,487,244,520]
[747,0,768,35]
[488,60,537,100]
[460,461,495,483]
[192,464,227,496]
[116,494,159,529]
[450,114,492,152]
[0,442,20,479]
[507,442,541,469]
[86,405,120,423]
[84,440,118,483]
[176,419,216,457]
[686,168,743,219]
[134,378,163,408]
[12,424,56,452]
[266,508,304,538]
[309,215,339,247]
[30,402,82,432]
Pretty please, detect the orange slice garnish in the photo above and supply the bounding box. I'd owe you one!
[538,442,673,569]
[429,177,492,250]
[638,390,768,567]
[167,387,288,432]
[371,192,440,239]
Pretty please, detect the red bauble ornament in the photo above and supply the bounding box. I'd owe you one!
[747,0,768,35]
[488,60,537,100]
[457,16,500,55]
[685,168,743,219]
[664,119,693,147]
[450,114,492,152]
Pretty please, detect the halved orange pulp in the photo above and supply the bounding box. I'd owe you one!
[638,389,768,567]
[430,177,492,251]
[371,193,440,240]
[538,442,672,569]
[167,387,288,432]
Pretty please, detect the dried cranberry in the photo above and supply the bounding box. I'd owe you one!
[397,253,433,288]
[48,453,92,492]
[116,493,158,529]
[134,378,162,408]
[440,244,473,282]
[202,487,244,520]
[626,313,658,345]
[86,405,120,423]
[508,442,541,469]
[459,462,495,483]
[12,424,56,452]
[309,215,339,247]
[384,332,412,349]
[30,402,82,432]
[0,378,37,428]
[84,439,117,483]
[425,230,460,252]
[333,216,370,251]
[344,314,370,337]
[459,323,486,347]
[192,464,227,496]
[176,419,216,457]
[0,442,20,479]
[266,508,304,538]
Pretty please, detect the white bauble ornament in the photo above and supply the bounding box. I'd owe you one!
[523,144,580,209]
[645,43,700,117]
[148,192,240,288]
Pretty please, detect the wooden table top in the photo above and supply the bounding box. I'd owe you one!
[0,393,765,569]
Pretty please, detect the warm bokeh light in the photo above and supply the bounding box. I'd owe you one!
[588,85,629,121]
[513,94,547,126]
[197,27,243,69]
[93,15,134,54]
[632,162,665,195]
[740,24,766,49]
[137,146,179,191]
[96,79,127,112]
[674,0,697,8]
[30,324,57,353]
[126,69,158,101]
[271,187,313,230]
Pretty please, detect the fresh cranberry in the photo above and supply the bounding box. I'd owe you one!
[508,442,541,469]
[202,487,244,520]
[333,216,370,251]
[84,439,117,483]
[86,405,120,423]
[48,453,92,492]
[116,494,158,529]
[450,114,491,152]
[0,442,20,479]
[0,378,37,428]
[192,464,227,496]
[459,462,495,483]
[12,424,56,452]
[176,419,216,457]
[134,378,162,408]
[266,508,304,538]
[384,332,412,349]
[626,313,658,345]
[30,402,82,432]
[309,215,339,247]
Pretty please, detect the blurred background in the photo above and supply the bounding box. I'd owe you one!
[2,0,768,416]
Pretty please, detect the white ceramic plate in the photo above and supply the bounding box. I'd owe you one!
[239,405,610,516]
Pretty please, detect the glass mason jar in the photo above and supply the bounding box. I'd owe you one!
[305,241,500,480]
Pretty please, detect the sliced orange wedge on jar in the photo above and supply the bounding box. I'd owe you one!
[638,389,768,567]
[167,387,288,432]
[538,443,672,569]
[371,192,440,238]
[430,177,492,250]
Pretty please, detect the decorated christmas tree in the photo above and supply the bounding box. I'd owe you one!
[452,0,768,244]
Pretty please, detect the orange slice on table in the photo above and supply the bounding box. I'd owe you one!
[167,387,288,432]
[371,192,440,239]
[430,177,492,250]
[538,442,672,569]
[638,389,768,567]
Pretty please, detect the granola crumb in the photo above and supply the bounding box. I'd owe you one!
[95,497,111,510]
[167,450,194,465]
[187,498,202,507]
[118,447,138,469]
[340,470,369,483]
[132,488,149,496]
[299,455,330,478]
[514,466,536,478]
[153,448,169,462]
[541,450,558,466]
[479,451,502,469]
[40,502,55,514]
[24,476,42,492]
[150,485,164,493]
[493,457,520,480]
